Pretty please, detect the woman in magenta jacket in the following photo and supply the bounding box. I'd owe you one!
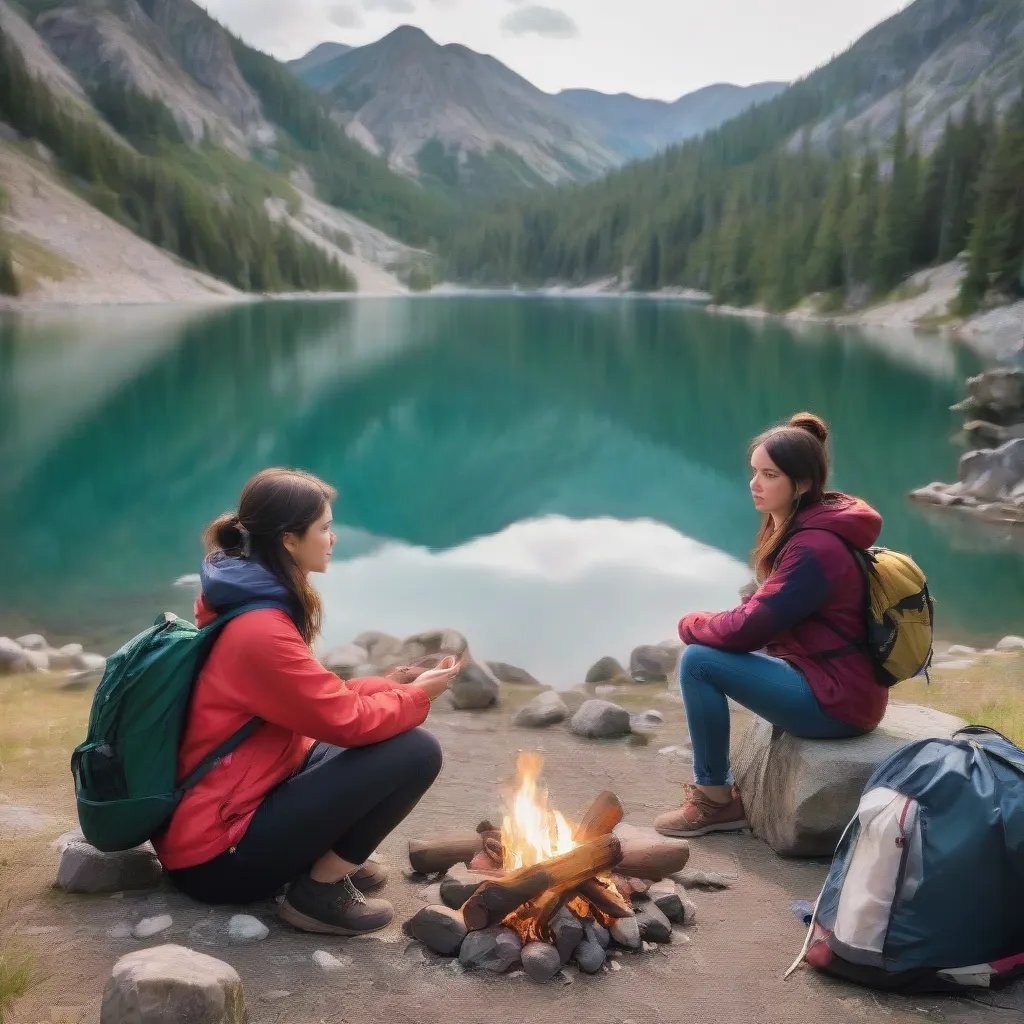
[655,412,887,838]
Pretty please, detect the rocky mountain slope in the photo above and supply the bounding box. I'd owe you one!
[291,25,619,193]
[555,82,787,160]
[0,0,437,302]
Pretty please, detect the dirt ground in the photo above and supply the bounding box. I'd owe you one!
[2,678,1022,1024]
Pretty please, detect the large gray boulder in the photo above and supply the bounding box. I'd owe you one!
[732,703,966,857]
[101,945,246,1024]
[450,660,500,710]
[401,628,468,661]
[487,661,540,686]
[585,656,628,684]
[629,644,680,683]
[513,690,569,728]
[321,643,369,678]
[569,699,630,739]
[56,831,163,893]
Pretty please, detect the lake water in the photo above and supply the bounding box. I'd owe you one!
[1,296,1021,686]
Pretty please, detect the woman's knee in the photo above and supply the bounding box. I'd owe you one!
[679,644,718,688]
[394,727,443,782]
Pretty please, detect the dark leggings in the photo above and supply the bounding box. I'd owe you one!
[169,727,443,905]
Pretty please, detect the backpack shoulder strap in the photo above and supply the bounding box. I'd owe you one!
[176,598,294,797]
[955,725,1024,776]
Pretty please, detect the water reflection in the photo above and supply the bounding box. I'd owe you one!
[1,296,1019,656]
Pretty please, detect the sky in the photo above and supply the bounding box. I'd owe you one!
[201,0,911,100]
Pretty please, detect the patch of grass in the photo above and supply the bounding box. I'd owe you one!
[7,232,76,290]
[162,141,299,211]
[894,652,1024,744]
[0,943,33,1024]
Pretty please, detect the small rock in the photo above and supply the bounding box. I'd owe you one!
[521,941,561,982]
[673,867,734,890]
[946,644,978,656]
[569,699,630,739]
[107,924,133,939]
[312,950,350,971]
[932,658,976,671]
[261,990,292,1002]
[513,690,569,729]
[682,899,698,926]
[633,709,664,726]
[322,643,369,678]
[573,939,606,974]
[635,901,672,943]
[458,926,521,973]
[418,882,444,904]
[49,643,84,670]
[584,920,609,949]
[0,637,30,674]
[550,907,584,964]
[56,833,163,894]
[609,960,622,972]
[585,656,627,684]
[100,945,244,1024]
[648,879,684,923]
[439,866,488,910]
[227,915,269,943]
[609,916,641,950]
[406,905,468,956]
[629,645,678,683]
[996,635,1024,652]
[487,662,541,686]
[132,915,173,939]
[15,633,48,651]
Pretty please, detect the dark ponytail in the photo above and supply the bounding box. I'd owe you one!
[203,468,337,647]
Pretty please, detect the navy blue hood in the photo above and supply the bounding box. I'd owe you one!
[200,553,294,617]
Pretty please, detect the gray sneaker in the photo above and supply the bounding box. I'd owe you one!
[279,874,394,935]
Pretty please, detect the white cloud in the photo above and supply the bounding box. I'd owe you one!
[329,3,364,28]
[364,0,416,11]
[501,4,578,39]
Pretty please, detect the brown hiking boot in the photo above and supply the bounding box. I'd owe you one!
[654,787,748,838]
[278,874,394,936]
[349,862,387,893]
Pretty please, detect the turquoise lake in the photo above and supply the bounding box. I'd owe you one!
[1,296,1021,686]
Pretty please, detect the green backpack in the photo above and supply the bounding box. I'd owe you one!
[71,601,284,852]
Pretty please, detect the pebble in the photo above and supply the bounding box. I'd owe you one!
[609,960,622,972]
[227,914,269,943]
[261,990,292,1002]
[946,644,977,656]
[131,915,172,939]
[312,950,351,971]
[107,924,133,939]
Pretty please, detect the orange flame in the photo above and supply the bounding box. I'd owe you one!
[500,752,577,870]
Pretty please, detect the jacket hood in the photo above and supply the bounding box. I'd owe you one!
[794,492,882,550]
[198,553,293,625]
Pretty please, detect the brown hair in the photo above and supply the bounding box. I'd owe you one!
[203,468,337,646]
[749,412,830,581]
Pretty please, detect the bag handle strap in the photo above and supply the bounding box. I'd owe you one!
[175,599,292,796]
[955,725,1024,776]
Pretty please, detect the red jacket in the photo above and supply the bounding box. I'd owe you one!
[153,598,430,871]
[678,493,887,731]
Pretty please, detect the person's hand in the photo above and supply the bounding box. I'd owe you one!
[409,655,463,702]
[386,664,426,684]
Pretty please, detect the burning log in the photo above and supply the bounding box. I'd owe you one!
[408,835,482,875]
[574,791,623,839]
[462,834,622,931]
[578,877,633,920]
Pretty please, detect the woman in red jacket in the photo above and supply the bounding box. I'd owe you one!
[654,413,887,839]
[156,468,457,936]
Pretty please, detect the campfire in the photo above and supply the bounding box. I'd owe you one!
[404,753,694,981]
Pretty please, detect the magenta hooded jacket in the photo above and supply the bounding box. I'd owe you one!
[678,493,887,731]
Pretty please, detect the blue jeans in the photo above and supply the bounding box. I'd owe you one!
[680,644,865,786]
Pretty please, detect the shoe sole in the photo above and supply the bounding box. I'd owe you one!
[277,902,392,936]
[655,818,749,838]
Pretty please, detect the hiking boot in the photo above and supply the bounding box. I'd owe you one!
[278,873,394,935]
[349,861,387,893]
[654,787,748,838]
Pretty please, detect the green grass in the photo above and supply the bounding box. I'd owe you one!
[895,651,1024,744]
[0,943,33,1024]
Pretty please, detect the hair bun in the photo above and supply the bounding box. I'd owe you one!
[788,411,829,445]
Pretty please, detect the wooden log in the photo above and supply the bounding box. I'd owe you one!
[574,791,624,840]
[408,835,482,875]
[578,877,633,920]
[617,830,690,881]
[462,835,622,931]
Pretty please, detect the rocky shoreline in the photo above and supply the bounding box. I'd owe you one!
[910,368,1024,524]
